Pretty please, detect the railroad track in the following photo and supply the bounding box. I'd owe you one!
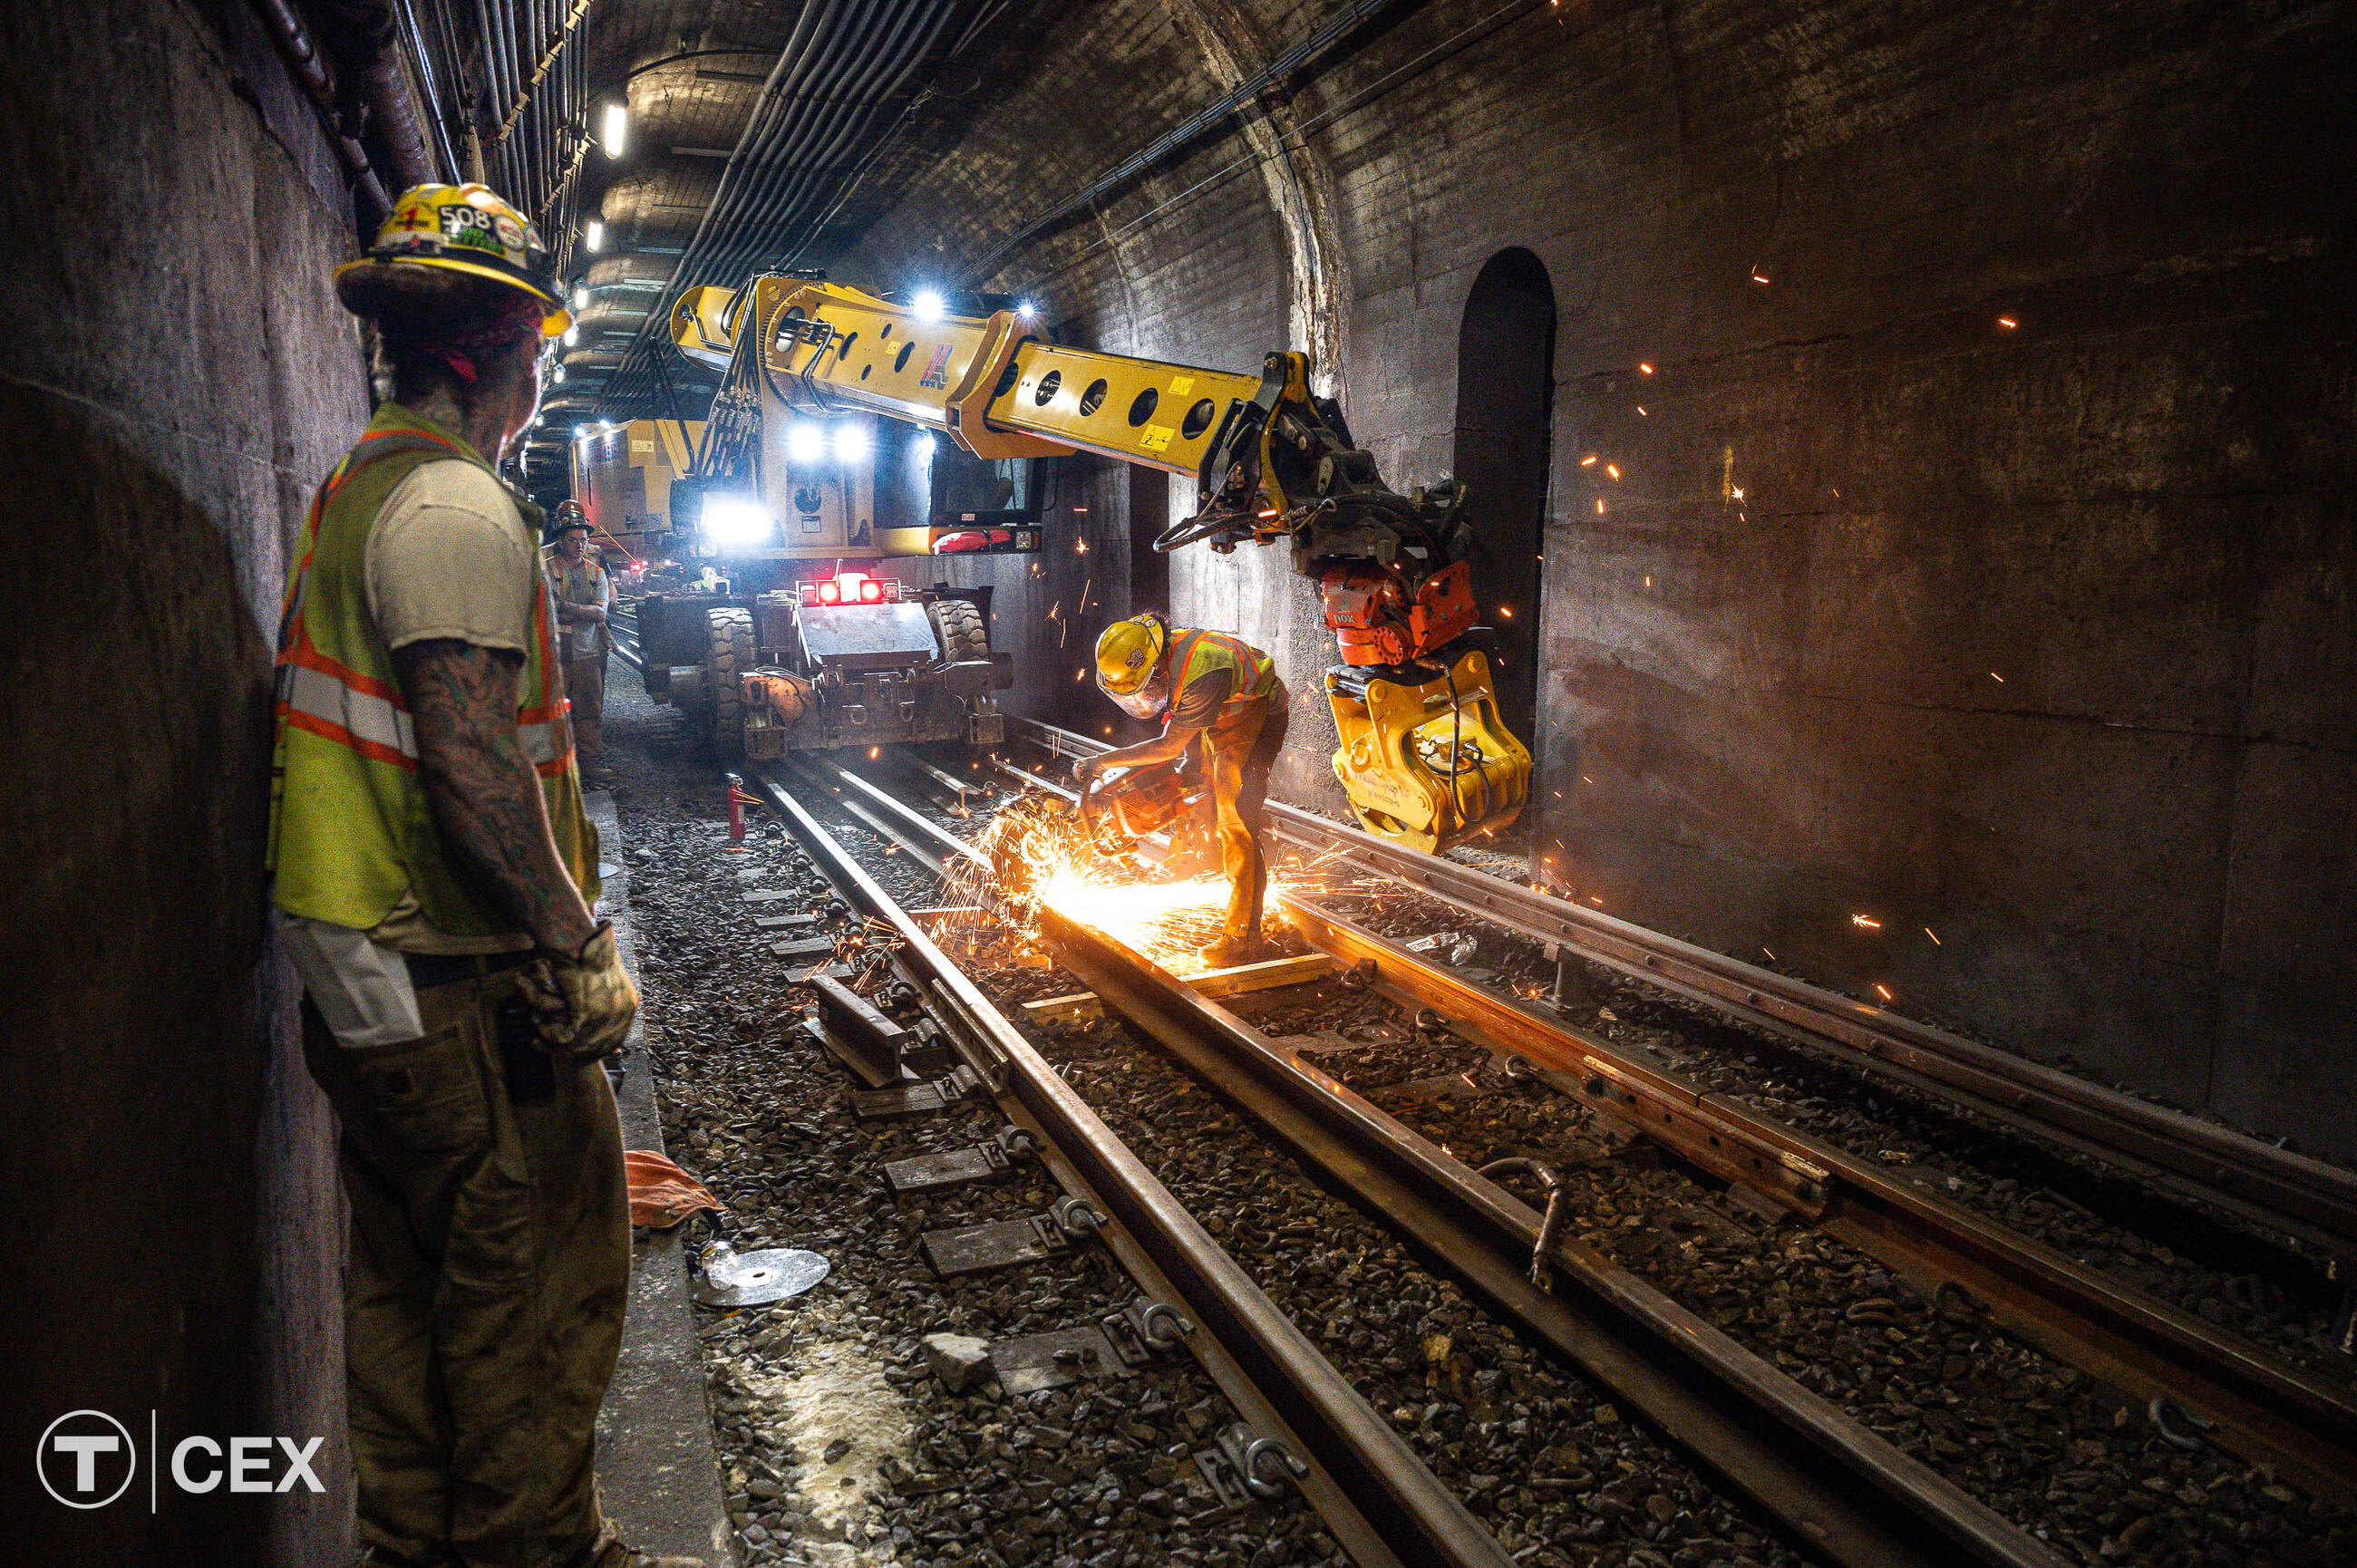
[609,600,645,672]
[1004,718,2357,1277]
[770,751,2083,1568]
[746,764,1515,1568]
[963,726,2357,1504]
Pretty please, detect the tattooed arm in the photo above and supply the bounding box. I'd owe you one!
[393,638,597,955]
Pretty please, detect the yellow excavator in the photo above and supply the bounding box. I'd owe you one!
[665,275,1530,853]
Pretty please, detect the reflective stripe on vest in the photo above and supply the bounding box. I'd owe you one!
[279,654,417,768]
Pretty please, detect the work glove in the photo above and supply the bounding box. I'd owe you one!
[1072,755,1105,789]
[517,921,639,1061]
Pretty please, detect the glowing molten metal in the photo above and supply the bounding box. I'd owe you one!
[961,796,1278,977]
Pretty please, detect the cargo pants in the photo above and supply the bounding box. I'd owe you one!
[303,961,630,1568]
[565,653,607,770]
[1193,681,1290,949]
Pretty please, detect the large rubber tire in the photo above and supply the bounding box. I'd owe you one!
[706,605,754,760]
[929,596,990,661]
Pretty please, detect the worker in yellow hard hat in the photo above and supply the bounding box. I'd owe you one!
[1075,613,1290,966]
[271,184,697,1568]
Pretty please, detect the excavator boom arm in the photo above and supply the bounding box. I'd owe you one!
[670,276,1531,853]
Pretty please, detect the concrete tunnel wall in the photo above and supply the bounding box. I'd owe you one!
[837,0,2357,1162]
[0,0,364,1561]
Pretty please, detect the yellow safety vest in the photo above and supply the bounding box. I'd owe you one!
[1166,627,1279,748]
[267,403,599,938]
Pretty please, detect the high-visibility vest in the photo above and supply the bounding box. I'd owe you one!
[267,402,598,938]
[1165,627,1279,749]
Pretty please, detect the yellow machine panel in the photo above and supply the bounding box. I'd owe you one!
[667,276,1534,851]
[570,418,705,561]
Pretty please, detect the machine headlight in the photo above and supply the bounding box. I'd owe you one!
[703,496,771,548]
[832,423,871,463]
[787,423,825,464]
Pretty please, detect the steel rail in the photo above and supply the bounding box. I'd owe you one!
[606,605,644,672]
[1004,717,2357,1263]
[1033,907,2064,1568]
[748,766,1516,1568]
[957,737,2357,1500]
[1276,896,2357,1505]
[780,753,2064,1568]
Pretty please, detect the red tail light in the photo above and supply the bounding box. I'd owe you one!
[817,579,841,605]
[858,577,883,603]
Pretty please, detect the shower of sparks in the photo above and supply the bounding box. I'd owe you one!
[957,795,1278,977]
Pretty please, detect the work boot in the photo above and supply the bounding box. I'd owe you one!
[1198,934,1276,971]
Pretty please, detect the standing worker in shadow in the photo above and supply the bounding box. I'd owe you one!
[1074,613,1290,967]
[546,499,617,785]
[267,181,699,1568]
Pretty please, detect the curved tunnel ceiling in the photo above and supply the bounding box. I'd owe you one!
[400,0,1024,481]
[389,0,1390,490]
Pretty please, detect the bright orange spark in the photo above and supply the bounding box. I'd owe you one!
[1924,927,1941,945]
[1997,317,2017,329]
[1638,363,1654,375]
[1851,915,1882,930]
[1874,983,1894,1002]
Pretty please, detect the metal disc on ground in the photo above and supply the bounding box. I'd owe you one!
[694,1243,829,1308]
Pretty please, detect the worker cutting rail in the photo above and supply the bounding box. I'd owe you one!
[1074,615,1289,966]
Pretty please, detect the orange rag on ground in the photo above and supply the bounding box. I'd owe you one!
[624,1149,723,1229]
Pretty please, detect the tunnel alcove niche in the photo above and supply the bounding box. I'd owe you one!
[1451,247,1556,749]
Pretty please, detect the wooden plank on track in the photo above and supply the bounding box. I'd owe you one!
[1023,953,1333,1025]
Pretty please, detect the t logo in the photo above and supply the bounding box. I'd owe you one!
[37,1410,135,1509]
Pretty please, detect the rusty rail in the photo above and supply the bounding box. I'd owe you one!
[1278,896,2357,1505]
[1006,716,2357,1264]
[791,751,2069,1568]
[750,765,1516,1568]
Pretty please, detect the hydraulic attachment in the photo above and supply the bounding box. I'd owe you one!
[670,277,1532,848]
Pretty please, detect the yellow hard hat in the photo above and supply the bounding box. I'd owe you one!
[335,183,571,338]
[1094,615,1168,697]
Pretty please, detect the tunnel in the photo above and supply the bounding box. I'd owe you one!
[4,3,2354,1564]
